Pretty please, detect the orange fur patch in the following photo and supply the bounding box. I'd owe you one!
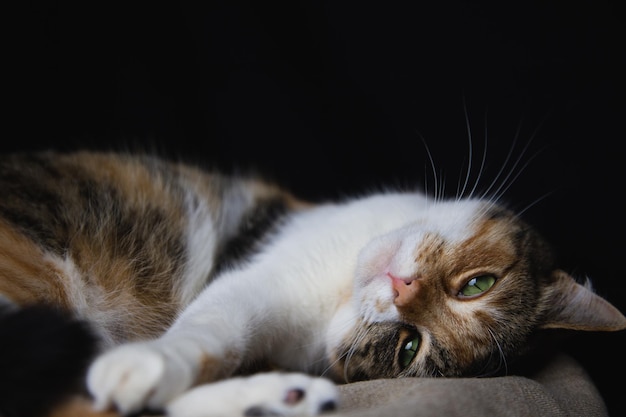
[0,219,69,307]
[46,396,158,417]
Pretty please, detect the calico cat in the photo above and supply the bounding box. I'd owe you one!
[0,150,624,417]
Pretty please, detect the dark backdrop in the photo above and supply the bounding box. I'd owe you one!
[7,1,626,415]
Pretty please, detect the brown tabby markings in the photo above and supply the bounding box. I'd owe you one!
[0,219,64,306]
[0,152,298,346]
[412,232,445,271]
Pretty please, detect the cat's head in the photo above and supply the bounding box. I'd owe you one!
[326,198,626,382]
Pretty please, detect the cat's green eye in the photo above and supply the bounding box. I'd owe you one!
[460,275,496,297]
[398,334,420,368]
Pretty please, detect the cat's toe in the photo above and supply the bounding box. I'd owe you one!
[251,376,338,416]
[166,372,339,417]
[87,343,181,415]
[297,377,339,415]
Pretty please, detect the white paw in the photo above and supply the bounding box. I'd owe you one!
[166,372,339,417]
[87,342,196,415]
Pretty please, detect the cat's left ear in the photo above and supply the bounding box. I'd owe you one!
[540,270,626,331]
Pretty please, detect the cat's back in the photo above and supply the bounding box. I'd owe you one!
[0,151,301,345]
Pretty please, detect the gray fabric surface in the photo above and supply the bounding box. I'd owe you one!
[334,353,607,417]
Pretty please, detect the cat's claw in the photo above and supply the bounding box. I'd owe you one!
[87,343,194,415]
[165,372,339,417]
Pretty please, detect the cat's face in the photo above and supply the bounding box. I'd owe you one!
[326,199,560,382]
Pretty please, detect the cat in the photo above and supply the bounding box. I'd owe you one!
[1,150,624,417]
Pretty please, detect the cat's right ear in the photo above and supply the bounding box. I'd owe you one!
[539,270,626,332]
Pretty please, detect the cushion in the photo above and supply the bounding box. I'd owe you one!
[334,353,607,416]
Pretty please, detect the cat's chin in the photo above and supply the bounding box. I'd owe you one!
[325,298,400,363]
[324,304,406,383]
[325,304,357,354]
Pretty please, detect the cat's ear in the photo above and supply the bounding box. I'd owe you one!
[540,270,626,331]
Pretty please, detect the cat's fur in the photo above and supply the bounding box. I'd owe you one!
[1,150,624,417]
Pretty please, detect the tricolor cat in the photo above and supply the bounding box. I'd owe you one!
[0,151,624,417]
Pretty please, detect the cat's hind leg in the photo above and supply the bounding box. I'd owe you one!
[165,372,339,417]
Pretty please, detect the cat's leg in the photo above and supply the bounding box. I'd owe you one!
[87,265,331,415]
[87,329,242,415]
[165,372,338,417]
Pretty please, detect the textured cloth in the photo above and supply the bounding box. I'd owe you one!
[334,353,607,417]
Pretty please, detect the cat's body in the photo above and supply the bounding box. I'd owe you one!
[1,151,625,417]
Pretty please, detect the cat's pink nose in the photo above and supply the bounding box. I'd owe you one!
[388,273,420,307]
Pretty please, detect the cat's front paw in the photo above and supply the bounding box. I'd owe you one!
[87,342,197,415]
[166,372,339,417]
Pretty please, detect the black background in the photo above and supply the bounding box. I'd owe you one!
[7,1,626,415]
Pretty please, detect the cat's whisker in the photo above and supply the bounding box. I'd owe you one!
[486,145,545,210]
[481,115,549,211]
[341,325,370,383]
[438,170,446,203]
[485,327,508,377]
[458,96,474,200]
[465,108,489,200]
[321,339,353,381]
[319,357,341,379]
[293,326,345,373]
[319,331,358,380]
[477,117,524,205]
[317,316,361,379]
[462,121,546,226]
[418,132,439,204]
[516,190,554,217]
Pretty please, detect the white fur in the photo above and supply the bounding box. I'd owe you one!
[88,191,487,415]
[166,372,338,417]
[176,192,219,306]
